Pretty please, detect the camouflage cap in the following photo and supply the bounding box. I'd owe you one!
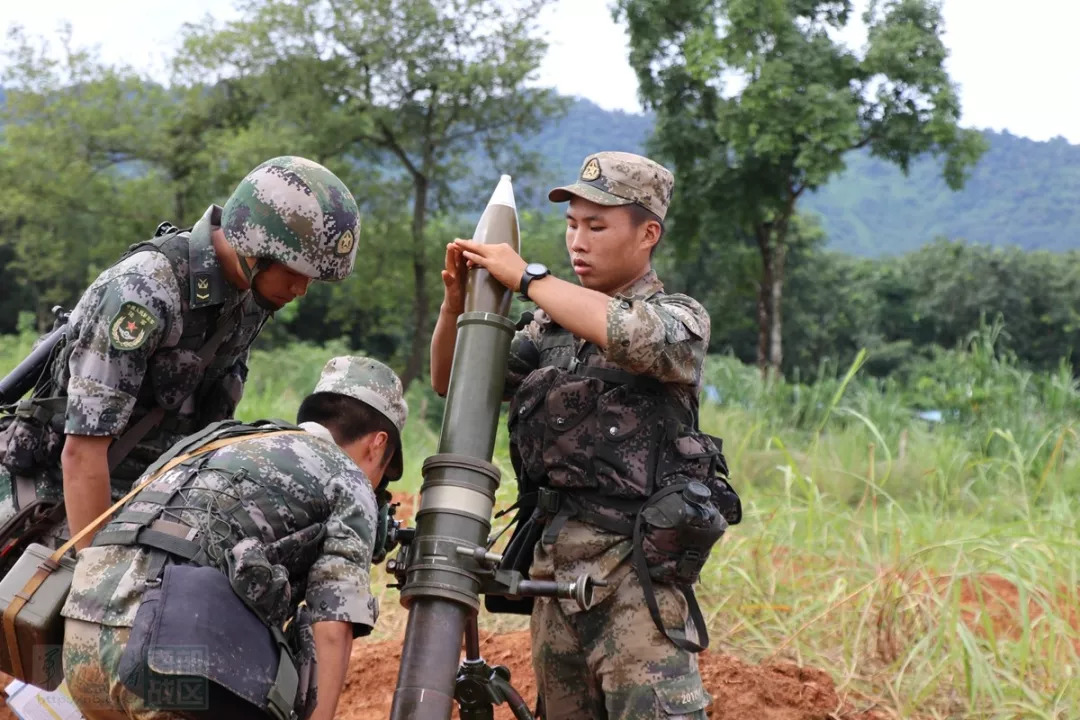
[548,151,675,221]
[313,356,408,481]
[222,156,361,281]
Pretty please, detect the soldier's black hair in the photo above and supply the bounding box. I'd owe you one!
[626,203,665,256]
[297,392,396,464]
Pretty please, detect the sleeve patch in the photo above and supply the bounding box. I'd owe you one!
[108,301,159,351]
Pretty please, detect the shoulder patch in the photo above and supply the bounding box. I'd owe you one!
[109,301,159,351]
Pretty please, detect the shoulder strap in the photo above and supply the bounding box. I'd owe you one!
[2,428,305,681]
[106,303,243,471]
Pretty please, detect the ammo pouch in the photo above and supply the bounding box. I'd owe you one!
[118,563,314,720]
[1,399,65,475]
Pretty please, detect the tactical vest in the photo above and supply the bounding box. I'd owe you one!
[94,418,326,720]
[83,227,252,479]
[504,318,741,652]
[508,322,740,537]
[2,223,257,491]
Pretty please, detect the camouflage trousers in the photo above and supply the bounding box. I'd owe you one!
[63,618,191,720]
[530,567,712,719]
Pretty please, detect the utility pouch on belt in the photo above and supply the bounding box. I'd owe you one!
[0,427,305,694]
[117,564,309,720]
[632,481,728,654]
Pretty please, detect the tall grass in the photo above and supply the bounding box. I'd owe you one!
[2,324,1078,717]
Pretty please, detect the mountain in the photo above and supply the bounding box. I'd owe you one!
[801,131,1080,255]
[528,99,1080,256]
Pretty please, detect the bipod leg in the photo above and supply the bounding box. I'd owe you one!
[454,612,533,720]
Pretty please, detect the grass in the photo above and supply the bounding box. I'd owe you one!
[3,326,1079,717]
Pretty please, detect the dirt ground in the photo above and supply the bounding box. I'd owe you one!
[337,629,887,720]
[0,632,885,720]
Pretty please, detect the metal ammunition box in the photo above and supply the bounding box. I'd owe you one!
[0,543,76,690]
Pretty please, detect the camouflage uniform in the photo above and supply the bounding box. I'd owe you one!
[60,355,406,720]
[0,156,361,551]
[505,152,725,719]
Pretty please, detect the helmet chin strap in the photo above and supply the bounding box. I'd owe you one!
[242,257,281,311]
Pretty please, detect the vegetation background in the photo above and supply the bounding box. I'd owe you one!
[3,1,1080,717]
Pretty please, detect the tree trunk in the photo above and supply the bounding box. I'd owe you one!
[174,191,185,226]
[769,243,785,374]
[400,175,430,390]
[755,227,773,378]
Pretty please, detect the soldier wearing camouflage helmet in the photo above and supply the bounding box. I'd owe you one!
[60,355,406,720]
[431,151,741,718]
[0,156,361,569]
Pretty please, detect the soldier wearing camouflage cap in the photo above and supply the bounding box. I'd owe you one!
[311,355,408,482]
[61,355,405,720]
[431,151,740,719]
[0,156,362,573]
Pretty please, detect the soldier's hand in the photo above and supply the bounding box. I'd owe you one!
[454,239,527,292]
[441,241,469,314]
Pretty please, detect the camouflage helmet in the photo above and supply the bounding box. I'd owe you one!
[313,356,408,481]
[221,156,360,281]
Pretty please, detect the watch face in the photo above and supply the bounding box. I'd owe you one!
[526,262,548,276]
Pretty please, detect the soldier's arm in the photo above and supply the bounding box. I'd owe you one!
[430,303,460,397]
[61,436,112,550]
[310,620,352,720]
[431,243,468,396]
[305,470,379,634]
[454,239,611,349]
[61,260,179,542]
[431,241,545,399]
[524,275,610,348]
[303,469,380,718]
[601,293,711,385]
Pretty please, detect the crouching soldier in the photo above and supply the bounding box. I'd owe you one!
[59,355,407,720]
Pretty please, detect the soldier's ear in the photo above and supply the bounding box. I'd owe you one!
[372,430,392,467]
[640,219,661,252]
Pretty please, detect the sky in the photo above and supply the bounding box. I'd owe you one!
[2,0,1079,143]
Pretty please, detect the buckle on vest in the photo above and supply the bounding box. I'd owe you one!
[537,487,561,515]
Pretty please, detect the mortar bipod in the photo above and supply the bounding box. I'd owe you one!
[455,612,534,720]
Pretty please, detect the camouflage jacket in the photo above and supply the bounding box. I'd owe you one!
[61,421,380,636]
[50,205,269,482]
[504,269,711,614]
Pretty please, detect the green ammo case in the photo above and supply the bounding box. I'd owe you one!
[0,542,76,690]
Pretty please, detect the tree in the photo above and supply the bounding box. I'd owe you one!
[176,0,565,388]
[614,0,987,376]
[0,25,177,327]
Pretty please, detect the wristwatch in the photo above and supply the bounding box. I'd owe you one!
[519,262,550,301]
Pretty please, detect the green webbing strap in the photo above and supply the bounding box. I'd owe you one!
[13,397,66,424]
[266,625,300,720]
[130,490,173,506]
[111,509,159,525]
[136,529,203,561]
[536,488,638,545]
[136,417,292,480]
